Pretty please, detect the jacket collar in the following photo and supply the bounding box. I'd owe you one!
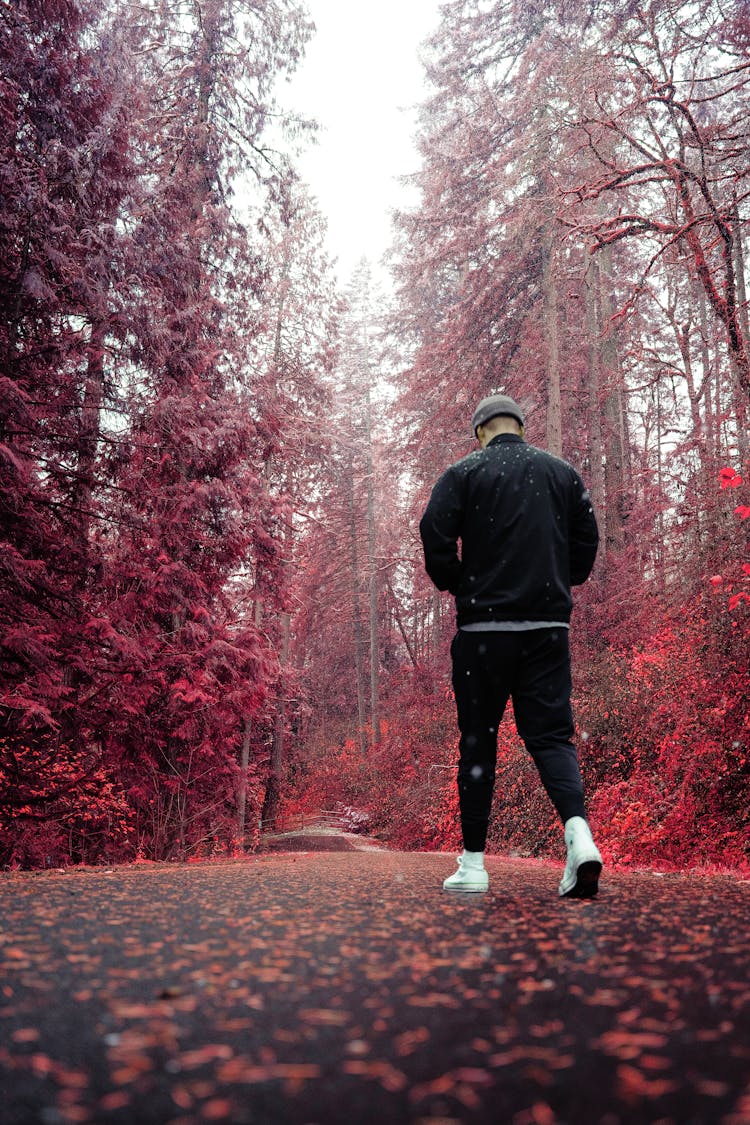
[487,433,525,447]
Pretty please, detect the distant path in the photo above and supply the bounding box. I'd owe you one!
[1,848,749,1124]
[260,826,385,853]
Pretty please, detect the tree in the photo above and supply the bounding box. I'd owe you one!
[251,186,340,828]
[0,0,327,864]
[562,0,750,439]
[93,0,318,857]
[0,0,142,863]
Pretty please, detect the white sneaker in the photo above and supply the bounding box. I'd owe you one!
[443,851,489,892]
[559,817,602,898]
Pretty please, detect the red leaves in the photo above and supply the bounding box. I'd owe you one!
[709,471,750,626]
[170,679,212,707]
[393,1026,430,1056]
[719,467,743,489]
[342,1058,408,1092]
[616,1064,678,1102]
[297,1008,349,1026]
[0,0,331,869]
[0,736,135,868]
[719,469,750,519]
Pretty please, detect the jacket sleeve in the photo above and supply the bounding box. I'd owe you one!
[419,467,465,594]
[569,471,599,585]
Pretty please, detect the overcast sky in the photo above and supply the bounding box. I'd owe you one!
[281,0,442,286]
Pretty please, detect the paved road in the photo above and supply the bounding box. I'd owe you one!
[1,845,748,1124]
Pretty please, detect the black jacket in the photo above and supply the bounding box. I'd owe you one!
[419,434,599,626]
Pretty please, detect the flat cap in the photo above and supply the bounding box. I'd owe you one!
[471,393,525,435]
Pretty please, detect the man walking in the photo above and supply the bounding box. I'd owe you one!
[419,394,603,898]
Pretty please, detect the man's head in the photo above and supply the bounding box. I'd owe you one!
[471,394,525,447]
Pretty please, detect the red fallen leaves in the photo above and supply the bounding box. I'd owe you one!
[595,1028,670,1059]
[2,852,749,1125]
[513,1104,558,1125]
[0,1046,88,1091]
[99,1090,132,1112]
[201,1098,238,1120]
[582,987,622,1007]
[170,1085,194,1110]
[639,1053,673,1072]
[177,1045,234,1069]
[693,1078,731,1096]
[406,991,461,1009]
[408,1067,495,1110]
[109,1001,169,1020]
[341,1058,408,1092]
[517,977,556,993]
[2,947,32,964]
[616,1063,678,1102]
[297,1007,350,1026]
[393,1026,431,1056]
[489,1046,575,1070]
[214,1059,321,1083]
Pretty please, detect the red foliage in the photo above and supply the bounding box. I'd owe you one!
[0,0,324,866]
[0,737,133,868]
[580,622,749,873]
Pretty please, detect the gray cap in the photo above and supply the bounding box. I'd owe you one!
[471,393,525,435]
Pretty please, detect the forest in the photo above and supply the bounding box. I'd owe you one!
[1,0,748,872]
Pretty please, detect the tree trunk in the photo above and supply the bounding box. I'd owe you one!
[363,374,380,747]
[597,250,626,553]
[342,261,380,750]
[237,716,252,846]
[386,576,419,669]
[238,600,263,847]
[731,199,750,461]
[654,379,666,590]
[73,319,105,551]
[59,319,106,749]
[585,263,606,561]
[344,451,368,756]
[262,610,290,828]
[696,283,718,469]
[543,236,562,457]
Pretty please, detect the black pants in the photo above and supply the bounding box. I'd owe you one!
[450,628,586,852]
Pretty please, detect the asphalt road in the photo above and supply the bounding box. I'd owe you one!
[1,843,748,1124]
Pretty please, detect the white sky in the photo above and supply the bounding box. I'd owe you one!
[281,0,442,286]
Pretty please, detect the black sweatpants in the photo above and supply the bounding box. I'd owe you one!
[450,628,587,852]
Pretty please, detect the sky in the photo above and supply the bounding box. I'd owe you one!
[280,0,443,286]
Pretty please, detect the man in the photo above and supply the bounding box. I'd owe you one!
[419,393,603,898]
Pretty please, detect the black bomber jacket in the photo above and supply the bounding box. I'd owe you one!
[419,434,599,626]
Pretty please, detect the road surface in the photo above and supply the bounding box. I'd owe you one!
[1,844,748,1123]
